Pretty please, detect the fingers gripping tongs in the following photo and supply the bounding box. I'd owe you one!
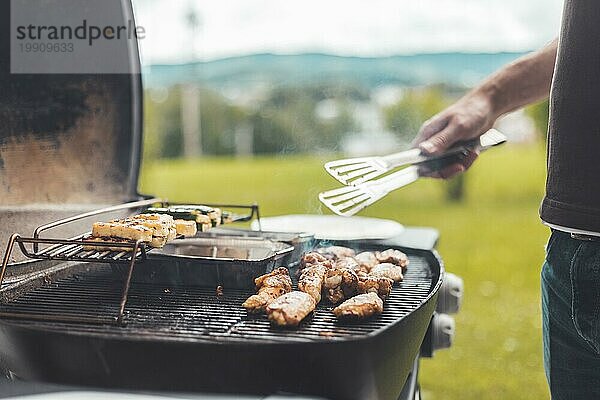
[319,129,507,216]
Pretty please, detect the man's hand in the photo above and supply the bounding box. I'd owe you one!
[411,39,557,180]
[412,92,496,179]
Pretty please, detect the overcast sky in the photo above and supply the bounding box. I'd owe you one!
[132,0,564,65]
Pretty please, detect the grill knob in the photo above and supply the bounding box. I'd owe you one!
[436,272,463,314]
[431,313,455,351]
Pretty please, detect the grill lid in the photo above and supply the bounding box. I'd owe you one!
[0,0,143,205]
[0,0,143,259]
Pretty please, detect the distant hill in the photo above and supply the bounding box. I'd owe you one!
[143,52,527,89]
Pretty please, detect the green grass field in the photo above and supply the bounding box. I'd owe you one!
[140,143,550,399]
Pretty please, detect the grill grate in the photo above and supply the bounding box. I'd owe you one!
[0,254,432,342]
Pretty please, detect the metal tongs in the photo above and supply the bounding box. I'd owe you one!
[319,129,507,216]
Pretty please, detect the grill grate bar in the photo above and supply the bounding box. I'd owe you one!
[0,253,434,342]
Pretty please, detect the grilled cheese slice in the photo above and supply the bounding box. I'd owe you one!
[150,235,168,248]
[136,213,175,224]
[174,219,197,237]
[92,222,153,243]
[124,217,171,238]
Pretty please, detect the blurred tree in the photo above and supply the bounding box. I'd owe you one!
[251,84,357,154]
[144,86,246,159]
[144,87,183,159]
[383,86,450,143]
[525,99,550,141]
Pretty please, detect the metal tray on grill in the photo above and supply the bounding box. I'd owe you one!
[112,237,294,289]
[199,228,315,265]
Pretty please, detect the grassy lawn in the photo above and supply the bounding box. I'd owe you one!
[140,143,550,399]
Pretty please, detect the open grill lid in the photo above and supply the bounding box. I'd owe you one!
[0,0,144,261]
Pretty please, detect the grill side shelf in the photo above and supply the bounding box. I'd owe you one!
[0,234,146,325]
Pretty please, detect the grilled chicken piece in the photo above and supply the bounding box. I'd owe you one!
[358,275,393,300]
[335,256,368,274]
[354,251,379,273]
[299,252,331,270]
[323,267,343,290]
[298,264,328,303]
[323,267,360,304]
[266,291,316,327]
[376,249,409,271]
[370,262,404,282]
[243,267,292,314]
[325,287,346,304]
[332,292,384,320]
[316,246,356,260]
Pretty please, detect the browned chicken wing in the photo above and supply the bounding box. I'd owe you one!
[358,275,393,299]
[299,252,331,269]
[266,291,316,327]
[316,246,356,260]
[376,249,409,271]
[322,267,360,304]
[334,256,361,271]
[332,292,384,320]
[298,264,328,303]
[354,251,379,273]
[370,262,404,282]
[242,267,292,313]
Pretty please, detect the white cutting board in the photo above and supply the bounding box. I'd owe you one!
[251,214,404,241]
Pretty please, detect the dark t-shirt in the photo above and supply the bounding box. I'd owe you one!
[540,0,600,232]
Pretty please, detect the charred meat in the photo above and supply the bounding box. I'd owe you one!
[298,264,328,303]
[299,252,332,270]
[266,291,316,327]
[335,256,367,274]
[332,292,384,320]
[354,251,379,272]
[358,275,393,300]
[323,267,360,304]
[316,246,356,260]
[370,262,404,282]
[242,267,292,314]
[376,249,409,271]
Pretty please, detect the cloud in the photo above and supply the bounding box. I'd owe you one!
[133,0,563,64]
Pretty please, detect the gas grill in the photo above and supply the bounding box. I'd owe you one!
[0,1,462,399]
[0,242,440,399]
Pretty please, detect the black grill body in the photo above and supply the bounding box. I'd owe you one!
[0,243,442,400]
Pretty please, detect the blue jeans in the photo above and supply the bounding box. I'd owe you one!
[542,230,600,399]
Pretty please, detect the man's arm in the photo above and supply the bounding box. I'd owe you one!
[414,39,558,178]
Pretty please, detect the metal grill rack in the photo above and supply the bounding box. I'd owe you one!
[0,198,261,325]
[0,253,433,342]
